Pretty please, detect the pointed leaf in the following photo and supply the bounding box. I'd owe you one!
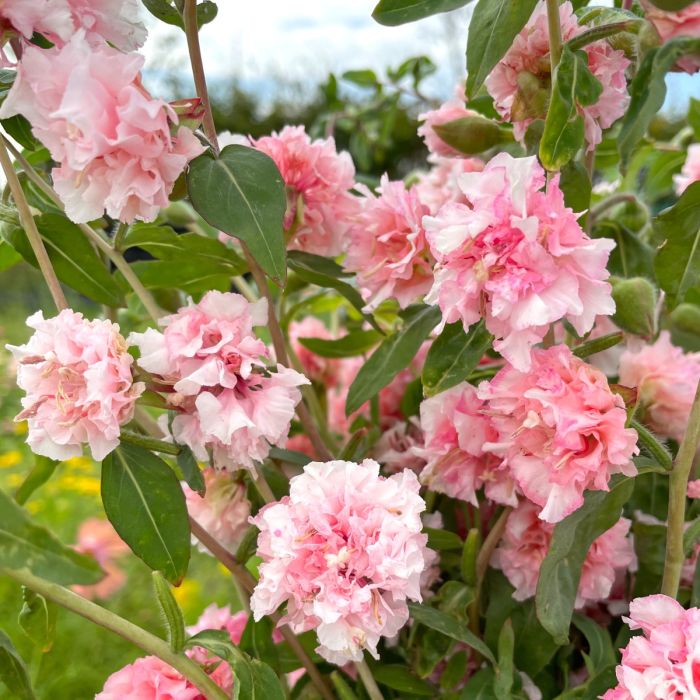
[346,304,441,415]
[18,590,56,653]
[433,116,513,155]
[177,446,205,497]
[372,0,471,26]
[0,488,102,585]
[0,631,35,700]
[152,572,186,652]
[101,444,190,584]
[298,330,382,358]
[14,456,58,506]
[187,145,287,283]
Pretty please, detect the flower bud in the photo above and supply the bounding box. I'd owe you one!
[671,303,700,337]
[611,277,657,337]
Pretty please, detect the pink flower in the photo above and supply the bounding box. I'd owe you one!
[184,470,251,554]
[485,1,630,149]
[675,143,700,194]
[373,420,426,475]
[689,480,700,499]
[251,125,359,256]
[72,518,129,600]
[479,345,638,523]
[343,177,434,311]
[250,459,431,664]
[418,86,476,158]
[0,32,203,223]
[424,153,615,371]
[602,595,700,699]
[97,605,245,699]
[641,0,700,73]
[414,383,517,507]
[8,310,143,461]
[619,331,700,442]
[0,0,74,44]
[414,156,484,214]
[130,292,309,471]
[66,0,146,50]
[491,502,635,607]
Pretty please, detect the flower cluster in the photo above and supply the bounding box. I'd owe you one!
[8,310,143,461]
[602,595,700,698]
[250,125,359,256]
[250,459,431,663]
[492,502,636,607]
[343,177,434,311]
[130,291,308,471]
[485,0,630,148]
[424,152,615,370]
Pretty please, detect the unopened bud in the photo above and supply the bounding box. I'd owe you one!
[169,97,206,130]
[611,277,657,337]
[671,303,700,338]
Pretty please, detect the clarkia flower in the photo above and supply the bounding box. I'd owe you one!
[8,309,143,461]
[250,459,431,664]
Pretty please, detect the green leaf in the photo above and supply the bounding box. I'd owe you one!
[408,602,497,664]
[0,488,102,586]
[101,444,190,585]
[647,0,697,9]
[372,0,470,26]
[618,37,700,166]
[535,477,636,643]
[267,447,312,466]
[559,160,591,216]
[142,0,218,29]
[152,572,186,652]
[1,116,35,150]
[346,304,441,414]
[342,69,379,87]
[14,456,58,506]
[425,527,464,551]
[0,631,35,700]
[0,240,21,273]
[372,664,434,696]
[422,320,493,396]
[187,145,287,284]
[571,614,616,671]
[185,630,286,700]
[432,116,513,155]
[122,259,234,294]
[461,529,480,587]
[176,446,205,498]
[592,221,654,279]
[1,214,123,306]
[554,666,617,699]
[288,251,381,331]
[331,671,360,700]
[654,180,700,308]
[240,615,279,673]
[540,45,602,171]
[298,330,382,358]
[494,619,514,699]
[18,589,56,653]
[459,668,497,699]
[684,517,700,557]
[466,0,539,99]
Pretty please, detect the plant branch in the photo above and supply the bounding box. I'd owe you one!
[546,0,564,73]
[183,0,219,154]
[589,192,638,223]
[120,430,182,456]
[356,658,384,700]
[630,419,674,472]
[476,507,512,584]
[0,135,67,311]
[2,137,163,323]
[0,567,229,700]
[662,381,700,597]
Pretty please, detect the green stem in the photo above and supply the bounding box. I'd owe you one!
[355,658,384,700]
[572,331,624,359]
[566,21,636,52]
[113,222,130,252]
[120,430,181,456]
[0,135,67,311]
[183,0,219,153]
[0,567,229,700]
[589,192,638,223]
[630,419,673,472]
[662,381,700,597]
[2,137,163,323]
[546,0,563,73]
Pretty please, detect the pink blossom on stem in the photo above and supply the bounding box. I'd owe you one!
[0,0,73,44]
[66,0,147,51]
[479,345,638,523]
[485,1,629,149]
[130,292,308,471]
[641,0,700,73]
[0,32,203,223]
[675,143,700,194]
[417,86,476,158]
[72,518,129,600]
[250,459,431,664]
[619,331,700,442]
[414,383,517,507]
[424,153,615,371]
[491,502,635,607]
[373,420,426,475]
[184,470,251,554]
[602,595,700,699]
[343,177,434,311]
[7,310,143,461]
[251,125,359,256]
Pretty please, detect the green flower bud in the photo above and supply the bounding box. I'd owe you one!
[611,277,657,337]
[670,303,700,337]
